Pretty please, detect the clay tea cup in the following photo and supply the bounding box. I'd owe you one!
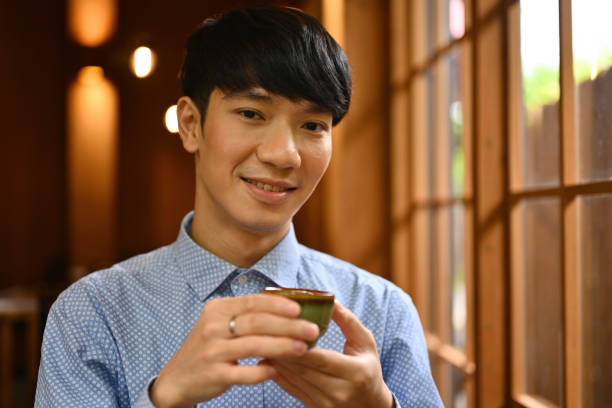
[263,286,335,348]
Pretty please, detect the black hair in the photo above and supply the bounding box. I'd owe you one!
[180,5,351,126]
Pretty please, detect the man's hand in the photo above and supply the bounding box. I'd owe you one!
[150,294,320,408]
[265,302,394,408]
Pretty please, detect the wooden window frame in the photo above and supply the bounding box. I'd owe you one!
[392,0,612,407]
[508,0,612,407]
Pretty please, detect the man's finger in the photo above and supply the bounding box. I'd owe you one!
[221,364,277,386]
[272,372,319,408]
[230,313,319,340]
[218,335,308,361]
[207,294,301,319]
[331,302,377,353]
[277,348,359,378]
[271,360,330,407]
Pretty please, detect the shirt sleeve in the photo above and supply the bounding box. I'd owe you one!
[34,280,136,407]
[380,288,444,407]
[131,377,158,408]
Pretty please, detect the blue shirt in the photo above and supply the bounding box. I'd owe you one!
[35,212,442,407]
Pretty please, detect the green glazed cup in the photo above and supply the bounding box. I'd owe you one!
[263,287,335,348]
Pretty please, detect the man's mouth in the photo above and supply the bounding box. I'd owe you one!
[241,177,296,193]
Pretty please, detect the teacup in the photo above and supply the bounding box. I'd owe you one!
[263,286,335,348]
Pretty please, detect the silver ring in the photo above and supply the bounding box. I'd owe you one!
[228,317,237,337]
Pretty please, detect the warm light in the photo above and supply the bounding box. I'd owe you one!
[165,105,178,133]
[67,67,119,265]
[77,66,105,85]
[131,46,156,78]
[68,0,117,47]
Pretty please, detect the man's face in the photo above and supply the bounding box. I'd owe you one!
[192,87,332,235]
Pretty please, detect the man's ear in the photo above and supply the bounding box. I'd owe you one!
[177,96,202,153]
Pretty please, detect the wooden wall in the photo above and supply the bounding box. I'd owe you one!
[0,0,67,288]
[0,0,303,290]
[0,0,391,291]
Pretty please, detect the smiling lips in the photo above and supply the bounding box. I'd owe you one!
[241,177,297,193]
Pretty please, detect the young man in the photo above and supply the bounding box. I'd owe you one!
[36,6,442,407]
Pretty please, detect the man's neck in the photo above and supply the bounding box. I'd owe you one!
[190,209,290,269]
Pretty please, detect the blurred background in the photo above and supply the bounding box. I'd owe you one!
[1,0,611,407]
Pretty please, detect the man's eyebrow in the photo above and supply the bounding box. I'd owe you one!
[303,103,330,115]
[223,89,273,102]
[223,89,331,115]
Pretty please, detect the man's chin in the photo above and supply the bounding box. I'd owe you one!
[238,217,293,236]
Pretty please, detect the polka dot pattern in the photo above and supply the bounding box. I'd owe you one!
[35,212,443,407]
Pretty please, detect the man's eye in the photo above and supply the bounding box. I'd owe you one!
[303,122,326,132]
[238,110,261,119]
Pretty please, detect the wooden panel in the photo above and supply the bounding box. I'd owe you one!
[412,0,428,66]
[389,0,412,292]
[436,208,452,402]
[559,0,579,406]
[415,210,433,327]
[559,0,576,186]
[0,1,67,288]
[564,199,580,408]
[435,60,451,198]
[321,0,391,277]
[476,0,501,20]
[464,203,476,407]
[462,41,474,199]
[473,14,508,407]
[507,3,522,192]
[510,200,526,396]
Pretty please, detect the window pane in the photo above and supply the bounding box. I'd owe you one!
[579,195,612,407]
[426,0,436,55]
[427,67,436,198]
[415,208,436,334]
[572,1,612,183]
[427,207,438,334]
[521,198,563,404]
[450,204,465,349]
[433,359,467,408]
[519,1,560,188]
[451,365,467,408]
[444,48,465,196]
[444,0,465,41]
[436,204,465,346]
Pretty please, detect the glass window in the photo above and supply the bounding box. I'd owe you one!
[518,198,563,405]
[445,48,465,196]
[450,365,467,408]
[519,1,560,189]
[572,0,612,183]
[446,0,465,41]
[450,203,465,349]
[427,67,437,198]
[427,207,438,334]
[436,360,467,408]
[579,195,612,407]
[414,208,436,334]
[426,0,437,55]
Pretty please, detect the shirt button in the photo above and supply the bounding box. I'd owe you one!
[237,275,248,285]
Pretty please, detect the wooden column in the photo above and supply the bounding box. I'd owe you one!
[318,0,391,278]
[389,0,411,292]
[472,0,508,405]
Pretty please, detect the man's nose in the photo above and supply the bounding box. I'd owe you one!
[256,123,302,169]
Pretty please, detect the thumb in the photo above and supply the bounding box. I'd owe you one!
[332,301,377,354]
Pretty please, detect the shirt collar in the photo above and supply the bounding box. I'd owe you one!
[173,212,300,301]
